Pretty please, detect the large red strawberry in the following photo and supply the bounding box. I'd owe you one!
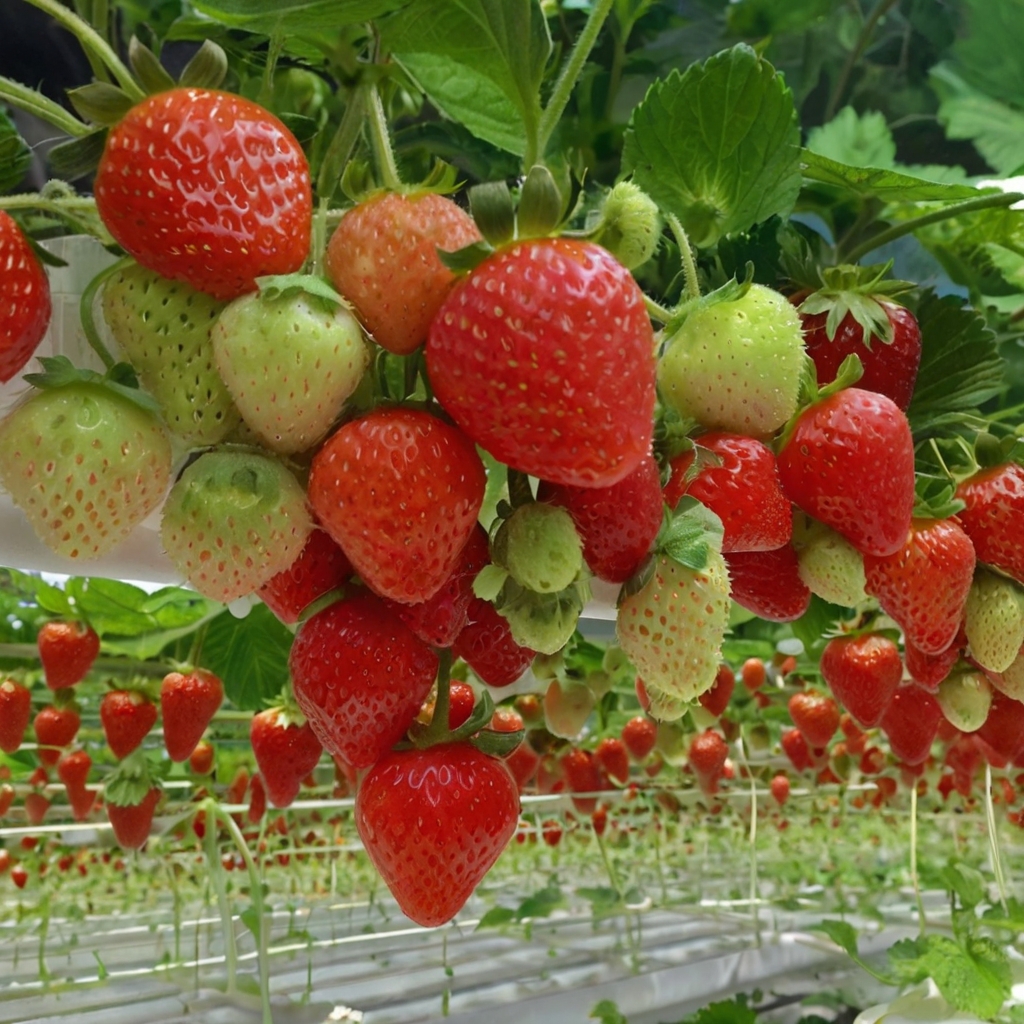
[37,622,100,691]
[160,669,224,762]
[537,451,664,583]
[309,407,485,605]
[257,528,352,625]
[904,635,962,691]
[880,683,942,765]
[33,703,81,767]
[326,191,482,354]
[0,679,32,753]
[664,434,791,552]
[788,689,840,749]
[107,788,162,850]
[57,749,94,821]
[452,598,537,688]
[427,238,656,488]
[94,88,311,300]
[289,592,439,769]
[355,742,519,927]
[725,545,811,622]
[100,690,157,759]
[249,708,324,809]
[621,716,658,761]
[777,387,915,557]
[0,211,51,383]
[820,633,902,729]
[864,518,975,655]
[955,461,1024,584]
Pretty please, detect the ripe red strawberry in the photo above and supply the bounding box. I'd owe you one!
[38,623,99,694]
[249,708,324,809]
[33,704,80,766]
[864,518,976,655]
[160,669,224,762]
[880,684,942,765]
[309,407,485,605]
[94,88,311,300]
[560,747,604,814]
[11,864,28,889]
[161,448,313,603]
[427,238,656,488]
[0,211,51,383]
[388,523,491,648]
[820,633,902,728]
[725,545,811,622]
[777,387,915,557]
[781,728,828,773]
[0,679,32,753]
[975,691,1024,763]
[422,681,477,732]
[688,730,729,794]
[770,773,790,807]
[788,689,840,749]
[257,528,352,625]
[452,597,536,688]
[699,664,735,718]
[594,737,630,785]
[325,191,482,354]
[504,737,540,791]
[904,637,961,691]
[24,791,49,825]
[665,434,792,552]
[289,592,439,769]
[537,451,663,583]
[57,749,94,821]
[106,788,161,850]
[741,658,767,691]
[621,716,657,761]
[247,773,267,824]
[955,462,1024,584]
[189,740,215,775]
[100,690,157,759]
[354,742,519,927]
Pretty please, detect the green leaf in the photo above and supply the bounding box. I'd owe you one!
[949,0,1024,109]
[789,595,845,653]
[806,107,896,169]
[381,0,550,158]
[255,273,346,308]
[577,886,624,920]
[65,578,160,637]
[240,904,262,940]
[201,604,294,712]
[906,291,1005,437]
[623,45,801,249]
[515,883,564,920]
[683,996,758,1024]
[5,569,74,619]
[191,0,407,33]
[475,906,516,930]
[0,108,32,193]
[473,564,509,602]
[46,130,107,181]
[589,1000,629,1024]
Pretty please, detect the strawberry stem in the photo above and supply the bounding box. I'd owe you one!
[79,260,129,371]
[202,803,240,994]
[366,85,403,192]
[0,76,92,137]
[983,763,1009,914]
[316,87,368,202]
[666,214,701,302]
[909,780,926,937]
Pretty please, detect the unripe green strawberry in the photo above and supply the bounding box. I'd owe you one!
[543,677,595,739]
[101,262,239,445]
[936,669,992,733]
[617,551,731,704]
[593,181,661,270]
[993,645,1024,701]
[495,578,589,655]
[964,569,1024,674]
[499,503,583,594]
[642,677,688,722]
[792,515,868,607]
[0,372,172,560]
[161,449,313,602]
[658,284,805,436]
[212,287,368,454]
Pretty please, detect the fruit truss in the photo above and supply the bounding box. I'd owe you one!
[1,1,1024,1022]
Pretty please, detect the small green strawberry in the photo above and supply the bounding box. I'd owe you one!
[161,448,313,602]
[616,499,731,706]
[0,358,172,560]
[101,261,240,445]
[212,278,369,454]
[658,283,805,437]
[994,645,1024,701]
[791,515,868,607]
[497,502,583,595]
[491,577,590,655]
[963,569,1024,674]
[936,668,992,733]
[591,181,661,270]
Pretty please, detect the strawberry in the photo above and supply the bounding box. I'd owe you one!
[212,286,368,454]
[0,679,32,753]
[100,262,239,445]
[289,592,439,769]
[189,740,215,775]
[975,691,1024,762]
[560,747,604,814]
[33,703,80,767]
[309,407,485,605]
[100,690,157,759]
[741,658,767,692]
[698,663,735,718]
[11,864,28,889]
[427,238,656,488]
[452,597,536,689]
[107,788,162,850]
[770,773,790,807]
[688,730,729,795]
[820,633,902,729]
[792,515,868,608]
[904,636,961,691]
[421,681,477,732]
[782,728,825,773]
[497,502,583,595]
[94,88,311,301]
[777,387,915,558]
[247,773,267,824]
[788,689,840,749]
[621,716,658,761]
[38,621,100,691]
[543,678,595,738]
[160,669,224,762]
[0,370,172,561]
[325,191,482,354]
[249,708,324,809]
[536,451,664,583]
[0,784,13,818]
[955,462,1024,584]
[354,742,519,927]
[504,738,540,792]
[864,518,976,656]
[257,527,352,625]
[665,434,792,552]
[963,569,1024,674]
[0,211,51,383]
[594,737,630,785]
[24,792,49,825]
[725,545,811,622]
[936,669,992,733]
[994,644,1024,702]
[57,749,94,821]
[160,448,313,603]
[658,284,805,437]
[880,684,942,766]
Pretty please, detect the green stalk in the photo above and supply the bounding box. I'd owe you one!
[259,33,285,110]
[79,260,127,370]
[203,810,240,995]
[366,85,402,192]
[20,0,144,102]
[0,76,91,136]
[315,88,369,202]
[910,781,926,937]
[667,214,701,301]
[984,764,1009,914]
[825,0,900,122]
[842,191,1024,264]
[535,0,615,164]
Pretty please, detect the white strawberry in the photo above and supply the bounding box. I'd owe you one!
[964,569,1024,674]
[936,668,992,733]
[792,514,868,607]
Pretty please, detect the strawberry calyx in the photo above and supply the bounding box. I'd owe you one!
[578,180,661,271]
[102,675,160,703]
[104,749,163,808]
[661,262,755,339]
[50,686,81,713]
[24,355,161,417]
[254,274,351,312]
[775,352,865,455]
[912,475,965,520]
